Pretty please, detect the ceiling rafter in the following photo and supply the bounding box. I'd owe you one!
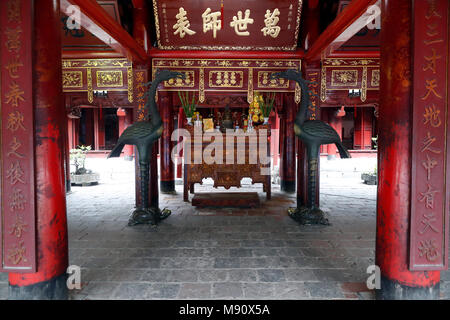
[60,0,148,64]
[305,0,380,61]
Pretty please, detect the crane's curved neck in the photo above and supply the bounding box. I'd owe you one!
[294,77,310,125]
[147,79,163,127]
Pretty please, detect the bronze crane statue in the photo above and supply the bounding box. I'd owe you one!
[108,70,185,226]
[271,69,351,225]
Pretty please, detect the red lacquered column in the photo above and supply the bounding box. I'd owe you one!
[375,0,439,299]
[280,94,296,193]
[327,108,344,159]
[299,0,321,206]
[132,2,159,206]
[123,110,134,159]
[159,92,175,193]
[9,0,68,299]
[176,107,185,179]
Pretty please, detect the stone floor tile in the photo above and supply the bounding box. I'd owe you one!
[178,283,212,299]
[212,282,243,299]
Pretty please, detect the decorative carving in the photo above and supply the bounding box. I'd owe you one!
[248,68,253,104]
[87,67,93,103]
[371,70,380,87]
[203,95,248,107]
[321,58,380,103]
[199,67,205,103]
[323,58,378,66]
[62,58,131,68]
[258,71,289,88]
[127,66,133,103]
[361,67,368,102]
[184,125,271,201]
[67,105,81,119]
[320,66,327,102]
[331,70,358,87]
[164,70,195,87]
[62,71,83,88]
[96,70,124,87]
[209,71,243,88]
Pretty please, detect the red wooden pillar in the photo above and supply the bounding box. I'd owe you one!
[269,112,277,166]
[117,108,133,159]
[297,63,321,208]
[280,94,296,193]
[93,108,105,150]
[327,108,344,158]
[132,1,158,206]
[177,107,185,179]
[93,108,99,150]
[98,108,105,149]
[67,119,74,150]
[278,107,285,185]
[159,92,175,193]
[376,0,439,299]
[298,0,321,207]
[124,109,134,159]
[9,0,68,299]
[320,108,330,155]
[64,115,71,193]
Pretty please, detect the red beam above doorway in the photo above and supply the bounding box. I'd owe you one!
[60,0,148,64]
[305,0,379,61]
[148,48,305,60]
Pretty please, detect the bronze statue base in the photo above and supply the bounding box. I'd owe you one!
[128,207,171,226]
[288,206,330,225]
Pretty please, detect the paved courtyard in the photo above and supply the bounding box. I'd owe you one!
[1,157,449,299]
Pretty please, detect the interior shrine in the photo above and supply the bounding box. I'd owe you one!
[0,0,449,301]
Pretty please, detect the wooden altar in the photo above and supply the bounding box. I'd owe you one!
[183,125,271,202]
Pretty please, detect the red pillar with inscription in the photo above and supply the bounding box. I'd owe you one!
[159,92,175,193]
[297,63,321,207]
[375,0,443,299]
[176,107,185,179]
[280,94,296,193]
[297,0,321,207]
[132,1,159,207]
[7,0,69,299]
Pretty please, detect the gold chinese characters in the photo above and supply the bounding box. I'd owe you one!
[171,7,282,39]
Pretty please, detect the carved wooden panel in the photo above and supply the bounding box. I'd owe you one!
[320,58,380,103]
[183,125,271,201]
[62,58,133,103]
[152,58,302,104]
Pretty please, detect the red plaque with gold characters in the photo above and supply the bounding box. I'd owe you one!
[0,0,36,272]
[410,0,449,270]
[152,0,303,50]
